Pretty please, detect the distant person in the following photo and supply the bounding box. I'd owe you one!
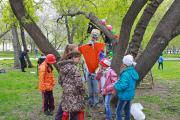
[114,54,139,120]
[34,48,38,58]
[37,53,46,66]
[19,50,29,72]
[158,54,164,70]
[38,54,56,115]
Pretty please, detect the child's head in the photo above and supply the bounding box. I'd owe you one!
[91,29,100,41]
[122,54,136,67]
[62,44,78,60]
[67,51,81,64]
[99,58,111,69]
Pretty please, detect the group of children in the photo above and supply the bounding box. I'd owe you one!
[38,26,140,120]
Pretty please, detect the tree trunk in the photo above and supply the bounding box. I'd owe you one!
[65,16,73,44]
[127,0,164,58]
[9,0,60,62]
[111,0,148,73]
[11,24,21,68]
[136,0,180,80]
[70,24,76,43]
[20,25,33,68]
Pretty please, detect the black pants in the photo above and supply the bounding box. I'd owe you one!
[158,62,163,70]
[19,59,26,72]
[55,104,78,120]
[42,91,55,112]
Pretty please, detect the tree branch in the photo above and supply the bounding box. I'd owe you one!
[127,0,164,58]
[111,0,148,73]
[0,29,10,39]
[136,0,180,80]
[57,11,115,41]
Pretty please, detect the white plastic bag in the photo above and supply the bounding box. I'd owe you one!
[130,103,145,120]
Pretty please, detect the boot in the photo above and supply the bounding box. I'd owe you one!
[62,112,69,120]
[78,111,84,120]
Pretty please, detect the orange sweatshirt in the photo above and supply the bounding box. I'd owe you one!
[38,61,56,91]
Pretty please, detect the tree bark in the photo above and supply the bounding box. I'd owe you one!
[64,16,73,44]
[11,24,21,68]
[20,25,33,68]
[136,0,180,80]
[9,0,60,62]
[127,0,164,58]
[111,0,148,73]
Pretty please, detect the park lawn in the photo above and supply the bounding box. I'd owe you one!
[134,61,180,120]
[0,60,180,120]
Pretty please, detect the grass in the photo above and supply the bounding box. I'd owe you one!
[0,59,180,120]
[133,61,180,120]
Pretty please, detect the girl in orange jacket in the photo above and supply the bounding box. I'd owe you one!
[38,54,56,115]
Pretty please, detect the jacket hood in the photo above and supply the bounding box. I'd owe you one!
[123,66,139,81]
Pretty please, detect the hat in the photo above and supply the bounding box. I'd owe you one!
[45,54,56,64]
[100,58,111,67]
[122,54,136,66]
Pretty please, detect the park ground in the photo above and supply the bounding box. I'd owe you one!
[0,53,180,120]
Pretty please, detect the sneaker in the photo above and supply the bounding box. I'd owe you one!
[49,111,53,116]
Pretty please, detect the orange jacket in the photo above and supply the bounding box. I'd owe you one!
[38,61,56,91]
[78,42,105,73]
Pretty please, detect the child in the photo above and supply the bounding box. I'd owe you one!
[95,58,118,120]
[114,54,139,120]
[38,54,56,115]
[57,45,85,120]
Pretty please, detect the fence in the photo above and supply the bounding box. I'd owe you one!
[164,47,180,54]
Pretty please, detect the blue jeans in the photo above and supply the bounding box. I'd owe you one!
[87,73,99,106]
[105,94,112,119]
[116,100,131,120]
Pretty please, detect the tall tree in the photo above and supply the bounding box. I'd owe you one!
[11,23,21,68]
[9,0,60,61]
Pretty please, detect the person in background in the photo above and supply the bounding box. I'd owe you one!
[38,54,56,115]
[95,58,118,120]
[38,53,46,66]
[78,29,105,107]
[19,49,29,72]
[114,54,139,120]
[158,54,164,70]
[34,48,39,58]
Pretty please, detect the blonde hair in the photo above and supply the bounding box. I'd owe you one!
[61,44,78,60]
